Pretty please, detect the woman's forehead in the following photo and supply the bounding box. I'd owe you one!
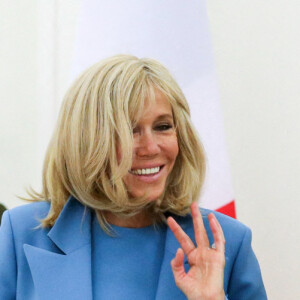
[131,90,174,123]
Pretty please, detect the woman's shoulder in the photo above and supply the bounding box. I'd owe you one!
[172,207,252,250]
[3,201,51,229]
[174,207,249,232]
[201,207,250,238]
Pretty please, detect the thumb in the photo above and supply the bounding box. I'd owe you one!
[171,248,186,287]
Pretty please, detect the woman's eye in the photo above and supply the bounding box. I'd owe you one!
[155,124,173,131]
[132,126,140,134]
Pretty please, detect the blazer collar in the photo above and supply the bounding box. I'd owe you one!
[47,196,91,254]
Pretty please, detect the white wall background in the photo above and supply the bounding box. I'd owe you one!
[0,1,299,299]
[0,1,39,206]
[206,2,300,299]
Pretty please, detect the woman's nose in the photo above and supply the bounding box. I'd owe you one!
[135,132,160,157]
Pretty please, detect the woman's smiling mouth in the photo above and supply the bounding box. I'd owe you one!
[129,165,164,176]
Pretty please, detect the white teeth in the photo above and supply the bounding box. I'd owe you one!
[130,166,160,175]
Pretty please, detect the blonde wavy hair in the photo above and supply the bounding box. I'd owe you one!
[28,54,206,231]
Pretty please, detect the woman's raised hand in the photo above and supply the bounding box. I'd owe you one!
[167,202,226,300]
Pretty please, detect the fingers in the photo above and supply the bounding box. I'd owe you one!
[170,248,186,285]
[191,202,209,248]
[208,213,225,253]
[168,204,226,256]
[167,217,195,255]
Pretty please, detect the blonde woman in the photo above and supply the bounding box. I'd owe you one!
[0,55,267,300]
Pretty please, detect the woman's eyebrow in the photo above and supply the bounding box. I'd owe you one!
[155,114,174,121]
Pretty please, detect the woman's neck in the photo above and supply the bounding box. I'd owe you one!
[103,210,154,228]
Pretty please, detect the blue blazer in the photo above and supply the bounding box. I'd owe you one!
[0,197,267,300]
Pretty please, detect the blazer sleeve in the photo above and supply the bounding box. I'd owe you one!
[227,227,267,300]
[0,210,17,300]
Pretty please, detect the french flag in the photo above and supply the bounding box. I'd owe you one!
[71,0,236,218]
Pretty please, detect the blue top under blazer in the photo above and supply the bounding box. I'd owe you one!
[0,196,267,300]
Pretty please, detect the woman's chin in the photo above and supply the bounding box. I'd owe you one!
[129,188,164,204]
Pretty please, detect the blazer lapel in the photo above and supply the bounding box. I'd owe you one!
[155,215,194,300]
[155,229,190,299]
[155,212,215,300]
[24,197,93,300]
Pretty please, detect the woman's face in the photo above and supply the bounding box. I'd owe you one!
[120,90,179,202]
